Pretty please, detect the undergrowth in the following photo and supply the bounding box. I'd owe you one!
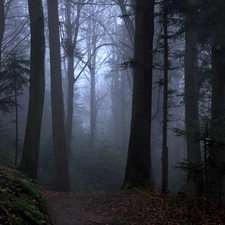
[0,166,47,225]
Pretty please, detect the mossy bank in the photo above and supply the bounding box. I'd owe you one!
[0,166,48,225]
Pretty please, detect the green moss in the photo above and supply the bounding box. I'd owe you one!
[0,166,47,225]
[0,188,45,224]
[16,178,46,209]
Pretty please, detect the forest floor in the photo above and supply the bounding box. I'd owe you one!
[2,166,225,224]
[45,189,225,225]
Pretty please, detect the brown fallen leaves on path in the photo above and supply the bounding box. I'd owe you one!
[45,189,225,225]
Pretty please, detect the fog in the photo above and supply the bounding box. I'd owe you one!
[0,0,191,193]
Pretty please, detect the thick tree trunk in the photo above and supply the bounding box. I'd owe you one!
[184,0,203,195]
[47,0,70,192]
[208,9,225,204]
[20,0,45,179]
[122,0,155,190]
[0,0,5,71]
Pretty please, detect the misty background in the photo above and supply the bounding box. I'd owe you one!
[0,0,188,192]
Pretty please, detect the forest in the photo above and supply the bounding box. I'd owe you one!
[1,0,225,224]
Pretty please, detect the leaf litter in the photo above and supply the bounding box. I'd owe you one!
[45,189,225,225]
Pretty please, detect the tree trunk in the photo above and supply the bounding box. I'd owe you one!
[208,6,225,204]
[47,0,70,192]
[122,0,155,190]
[65,0,74,158]
[184,0,203,195]
[89,55,97,150]
[65,0,82,158]
[161,0,169,193]
[20,0,45,179]
[0,0,5,71]
[87,20,97,150]
[111,67,121,145]
[117,0,135,46]
[120,70,126,148]
[14,56,18,167]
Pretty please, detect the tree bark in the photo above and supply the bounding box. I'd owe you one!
[120,70,126,148]
[117,0,135,46]
[20,0,45,179]
[65,0,82,158]
[208,5,225,204]
[122,0,155,190]
[47,0,70,192]
[184,0,203,195]
[65,0,74,158]
[161,0,169,193]
[0,0,5,71]
[87,17,98,150]
[110,52,121,146]
[89,54,97,150]
[14,55,18,167]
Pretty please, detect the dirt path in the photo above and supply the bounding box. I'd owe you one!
[45,190,225,225]
[46,192,125,225]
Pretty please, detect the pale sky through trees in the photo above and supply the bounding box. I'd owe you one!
[0,0,215,195]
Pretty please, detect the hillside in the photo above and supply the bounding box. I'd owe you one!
[0,166,48,225]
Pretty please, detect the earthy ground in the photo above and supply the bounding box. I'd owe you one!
[46,191,121,225]
[45,189,225,225]
[2,166,225,224]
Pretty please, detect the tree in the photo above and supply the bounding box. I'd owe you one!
[207,0,225,204]
[122,0,155,190]
[184,0,203,195]
[109,50,128,148]
[47,0,70,192]
[86,12,98,150]
[64,0,84,157]
[108,21,132,149]
[161,0,169,193]
[80,3,114,150]
[19,0,45,179]
[116,0,135,47]
[1,0,29,69]
[0,50,29,166]
[0,0,5,70]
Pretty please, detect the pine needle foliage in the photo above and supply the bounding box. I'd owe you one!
[0,50,29,113]
[173,115,225,196]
